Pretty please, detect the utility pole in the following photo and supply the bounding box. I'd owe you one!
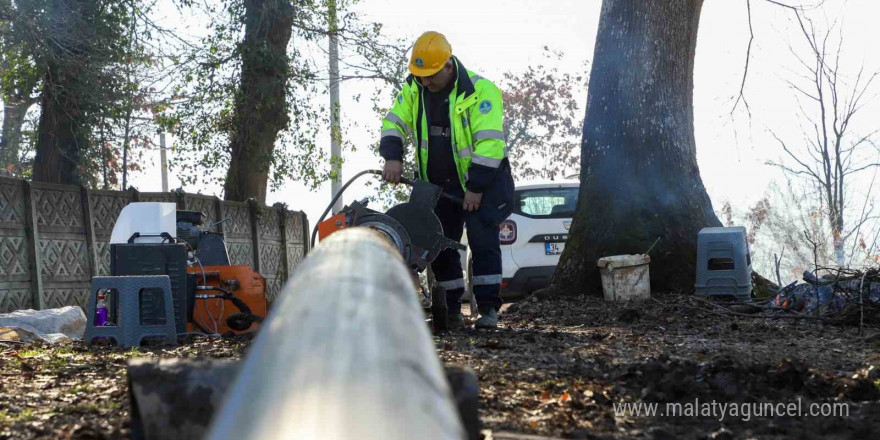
[160,131,168,192]
[144,99,187,192]
[329,0,343,213]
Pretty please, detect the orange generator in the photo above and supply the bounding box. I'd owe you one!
[187,265,267,335]
[172,209,268,336]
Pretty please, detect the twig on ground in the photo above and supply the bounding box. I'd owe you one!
[0,340,26,345]
[679,294,828,321]
[774,248,785,287]
[644,237,661,255]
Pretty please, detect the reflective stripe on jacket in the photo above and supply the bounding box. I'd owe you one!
[379,56,506,192]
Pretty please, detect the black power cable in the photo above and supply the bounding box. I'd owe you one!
[310,169,383,249]
[195,286,264,331]
[308,169,465,249]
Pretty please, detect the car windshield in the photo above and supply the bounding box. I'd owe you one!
[515,187,579,218]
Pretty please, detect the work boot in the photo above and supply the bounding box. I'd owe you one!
[475,308,499,329]
[447,312,465,330]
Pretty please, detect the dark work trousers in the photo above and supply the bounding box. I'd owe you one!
[430,164,514,314]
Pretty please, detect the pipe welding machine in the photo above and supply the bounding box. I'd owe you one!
[312,170,467,330]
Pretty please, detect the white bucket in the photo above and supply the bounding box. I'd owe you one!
[597,254,651,301]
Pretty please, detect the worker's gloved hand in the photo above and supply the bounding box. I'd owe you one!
[463,190,483,212]
[382,160,403,183]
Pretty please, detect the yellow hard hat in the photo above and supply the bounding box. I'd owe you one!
[409,31,452,77]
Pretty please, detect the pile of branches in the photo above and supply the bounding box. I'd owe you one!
[795,266,880,326]
[682,266,880,329]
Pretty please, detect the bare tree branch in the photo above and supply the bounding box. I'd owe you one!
[763,0,826,11]
[843,215,880,241]
[733,0,827,113]
[769,130,824,182]
[842,162,880,176]
[785,78,820,101]
[732,0,754,115]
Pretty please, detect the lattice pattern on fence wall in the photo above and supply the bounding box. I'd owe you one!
[0,177,308,313]
[258,206,284,304]
[89,190,134,276]
[222,201,253,267]
[32,183,91,310]
[0,178,33,311]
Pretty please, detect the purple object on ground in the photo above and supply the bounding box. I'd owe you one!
[95,295,108,327]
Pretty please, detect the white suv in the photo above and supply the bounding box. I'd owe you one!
[462,180,579,299]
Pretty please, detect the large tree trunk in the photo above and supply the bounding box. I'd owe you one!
[224,0,293,203]
[31,0,95,185]
[1,97,35,173]
[33,61,88,184]
[551,0,721,296]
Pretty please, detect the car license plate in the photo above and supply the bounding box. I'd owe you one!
[545,242,564,255]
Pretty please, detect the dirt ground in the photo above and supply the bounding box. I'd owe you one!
[0,336,251,440]
[446,295,880,439]
[0,294,878,439]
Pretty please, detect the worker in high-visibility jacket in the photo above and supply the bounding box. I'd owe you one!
[380,31,514,329]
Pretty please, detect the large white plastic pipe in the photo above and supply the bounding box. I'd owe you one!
[206,227,465,440]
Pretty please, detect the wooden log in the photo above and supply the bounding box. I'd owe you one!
[206,227,465,440]
[128,360,479,440]
[128,358,240,440]
[445,366,481,440]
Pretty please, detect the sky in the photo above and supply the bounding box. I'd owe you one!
[121,0,879,254]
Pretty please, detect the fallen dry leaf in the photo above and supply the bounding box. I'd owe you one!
[0,328,22,342]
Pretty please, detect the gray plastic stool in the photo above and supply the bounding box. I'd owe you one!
[85,276,178,348]
[695,226,753,301]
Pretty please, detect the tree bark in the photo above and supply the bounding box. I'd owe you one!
[223,0,293,203]
[31,0,96,185]
[551,0,721,296]
[33,61,87,184]
[1,97,35,173]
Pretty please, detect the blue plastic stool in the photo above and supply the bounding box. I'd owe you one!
[85,276,178,348]
[695,226,753,301]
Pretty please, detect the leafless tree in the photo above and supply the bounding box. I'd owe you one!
[766,10,880,267]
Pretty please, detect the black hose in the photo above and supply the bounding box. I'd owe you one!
[196,286,264,332]
[310,169,384,248]
[398,176,466,206]
[226,312,263,331]
[223,293,254,316]
[308,169,466,248]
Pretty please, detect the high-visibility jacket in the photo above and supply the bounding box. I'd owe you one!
[379,56,507,192]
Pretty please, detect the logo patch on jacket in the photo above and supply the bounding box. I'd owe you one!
[398,94,403,103]
[479,100,492,114]
[415,57,424,67]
